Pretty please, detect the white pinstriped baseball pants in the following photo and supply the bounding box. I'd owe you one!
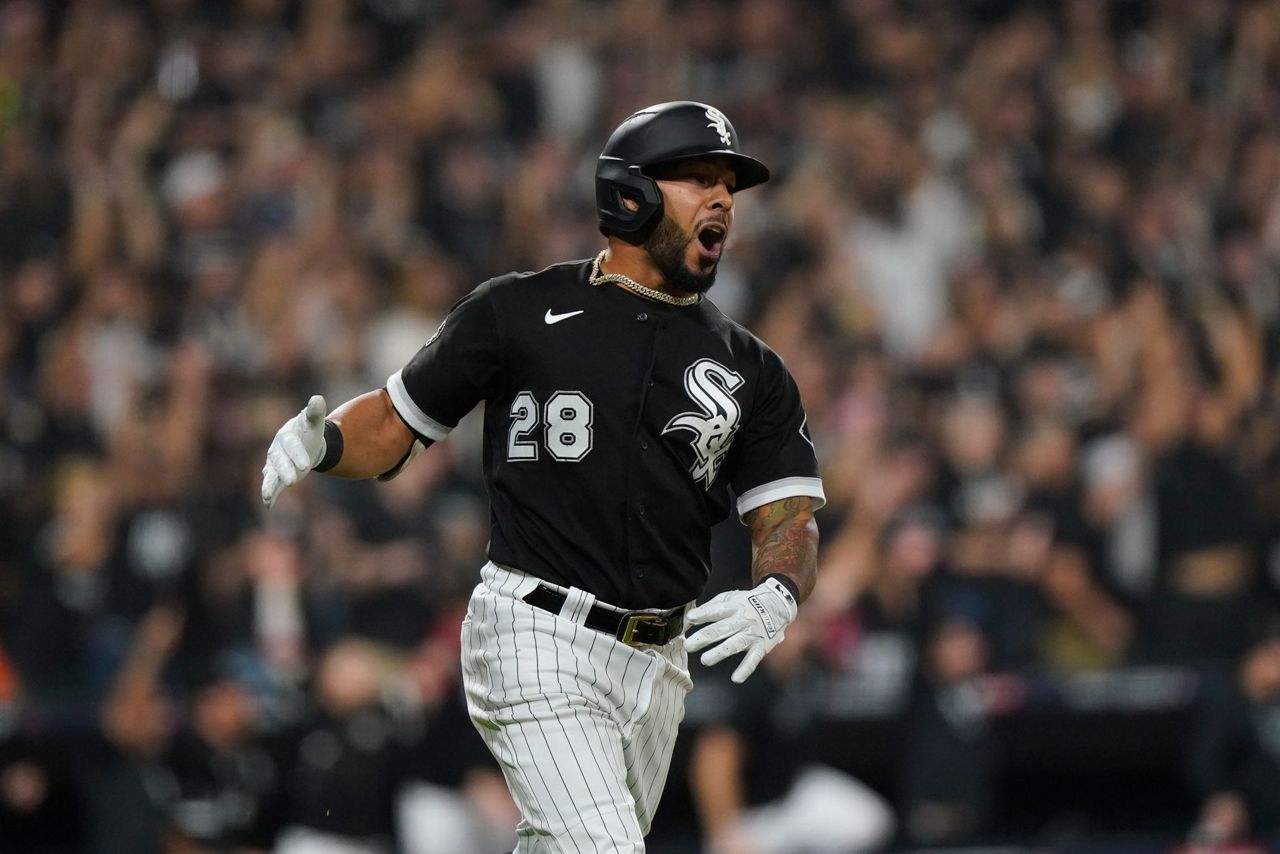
[461,562,693,853]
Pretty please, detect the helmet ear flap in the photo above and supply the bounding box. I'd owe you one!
[596,162,663,237]
[595,101,769,236]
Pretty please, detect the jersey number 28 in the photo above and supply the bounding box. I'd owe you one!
[507,391,594,462]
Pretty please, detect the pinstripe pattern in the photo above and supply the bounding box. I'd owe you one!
[462,563,692,852]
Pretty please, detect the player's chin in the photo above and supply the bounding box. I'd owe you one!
[682,265,718,295]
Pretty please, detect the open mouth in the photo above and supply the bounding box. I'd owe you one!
[696,222,727,258]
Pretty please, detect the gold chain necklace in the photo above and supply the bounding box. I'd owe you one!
[589,251,700,306]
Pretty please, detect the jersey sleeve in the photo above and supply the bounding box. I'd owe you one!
[385,281,501,443]
[728,349,826,521]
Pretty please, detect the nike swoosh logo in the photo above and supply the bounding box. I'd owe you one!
[544,309,584,325]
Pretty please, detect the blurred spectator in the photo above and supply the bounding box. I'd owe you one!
[1077,433,1157,603]
[273,637,406,853]
[1187,637,1280,848]
[899,617,1001,846]
[396,677,520,854]
[1139,396,1261,664]
[91,602,188,854]
[1020,424,1137,671]
[0,733,85,853]
[688,630,895,854]
[160,671,280,852]
[268,634,512,854]
[821,505,949,717]
[11,456,134,704]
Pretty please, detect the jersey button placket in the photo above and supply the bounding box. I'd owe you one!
[629,309,657,581]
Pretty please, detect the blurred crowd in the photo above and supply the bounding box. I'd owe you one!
[1,0,1279,851]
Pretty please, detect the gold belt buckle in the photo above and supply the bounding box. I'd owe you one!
[618,611,669,646]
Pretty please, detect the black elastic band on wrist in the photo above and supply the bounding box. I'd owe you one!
[764,572,800,603]
[314,420,344,472]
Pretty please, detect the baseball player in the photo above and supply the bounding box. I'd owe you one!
[261,101,825,852]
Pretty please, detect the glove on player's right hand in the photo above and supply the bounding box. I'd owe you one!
[685,577,798,683]
[261,395,327,509]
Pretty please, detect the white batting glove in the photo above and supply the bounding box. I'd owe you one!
[261,395,328,509]
[685,577,798,683]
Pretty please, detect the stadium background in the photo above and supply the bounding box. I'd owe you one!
[2,0,1279,850]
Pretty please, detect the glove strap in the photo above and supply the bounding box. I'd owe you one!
[750,577,798,638]
[315,420,344,472]
[763,572,800,605]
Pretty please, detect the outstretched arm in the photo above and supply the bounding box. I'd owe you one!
[744,496,819,602]
[325,389,420,479]
[261,389,422,507]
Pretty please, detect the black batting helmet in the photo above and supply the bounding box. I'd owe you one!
[595,101,771,237]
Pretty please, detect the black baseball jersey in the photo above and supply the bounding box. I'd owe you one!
[386,258,825,609]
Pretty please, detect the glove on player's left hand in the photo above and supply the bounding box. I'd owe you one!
[685,577,798,684]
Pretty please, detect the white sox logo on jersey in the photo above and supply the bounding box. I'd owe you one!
[663,358,744,488]
[705,107,732,146]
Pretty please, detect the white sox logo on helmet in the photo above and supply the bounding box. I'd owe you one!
[705,107,732,146]
[663,358,744,488]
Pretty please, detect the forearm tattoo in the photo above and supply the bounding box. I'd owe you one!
[745,497,818,601]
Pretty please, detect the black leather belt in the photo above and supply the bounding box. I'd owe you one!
[522,584,685,647]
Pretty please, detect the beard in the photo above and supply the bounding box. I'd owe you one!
[644,215,718,295]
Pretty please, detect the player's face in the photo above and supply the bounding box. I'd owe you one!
[646,158,737,295]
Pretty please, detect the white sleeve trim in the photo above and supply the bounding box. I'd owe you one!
[386,369,453,441]
[736,476,827,521]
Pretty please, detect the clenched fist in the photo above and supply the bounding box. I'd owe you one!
[261,395,328,508]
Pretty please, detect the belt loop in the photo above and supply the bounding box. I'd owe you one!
[559,587,596,625]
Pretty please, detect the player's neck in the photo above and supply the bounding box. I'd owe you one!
[600,243,684,300]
